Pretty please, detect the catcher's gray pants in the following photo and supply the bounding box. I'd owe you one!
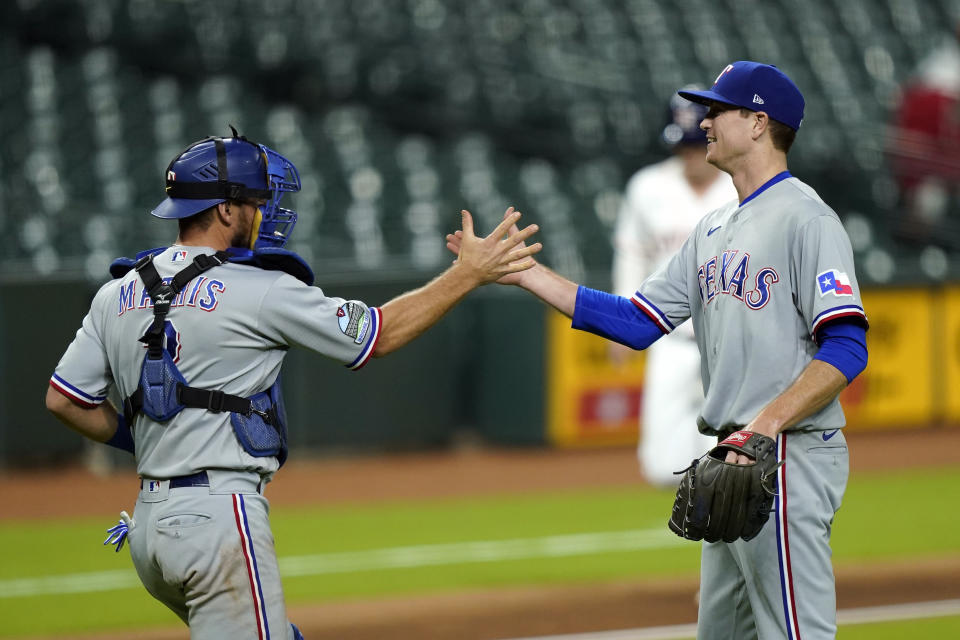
[697,429,849,640]
[127,470,299,640]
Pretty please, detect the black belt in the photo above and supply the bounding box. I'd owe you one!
[141,471,210,490]
[170,471,210,488]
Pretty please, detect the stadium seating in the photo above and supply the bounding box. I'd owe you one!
[3,0,960,284]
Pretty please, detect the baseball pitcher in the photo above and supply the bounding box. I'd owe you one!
[449,62,868,640]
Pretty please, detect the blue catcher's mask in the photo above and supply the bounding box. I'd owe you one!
[152,129,301,249]
[662,87,709,147]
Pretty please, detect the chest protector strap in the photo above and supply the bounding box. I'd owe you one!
[122,251,289,465]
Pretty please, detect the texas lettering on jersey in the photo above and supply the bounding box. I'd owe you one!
[697,250,779,310]
[117,277,226,316]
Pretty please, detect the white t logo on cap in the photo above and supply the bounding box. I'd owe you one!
[714,64,735,85]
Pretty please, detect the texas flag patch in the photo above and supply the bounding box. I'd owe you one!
[171,250,188,263]
[817,269,853,297]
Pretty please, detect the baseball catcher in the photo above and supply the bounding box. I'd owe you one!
[668,430,782,543]
[47,127,541,638]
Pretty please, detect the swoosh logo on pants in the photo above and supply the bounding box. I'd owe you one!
[821,429,840,441]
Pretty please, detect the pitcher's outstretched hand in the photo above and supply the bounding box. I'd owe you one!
[447,207,540,286]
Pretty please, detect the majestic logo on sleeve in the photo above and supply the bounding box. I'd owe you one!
[698,250,780,310]
[817,269,853,297]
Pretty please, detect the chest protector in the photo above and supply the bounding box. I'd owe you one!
[120,251,289,466]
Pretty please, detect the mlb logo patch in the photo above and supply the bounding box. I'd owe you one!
[817,269,853,297]
[171,250,188,263]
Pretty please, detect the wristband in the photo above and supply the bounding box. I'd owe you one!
[105,414,135,455]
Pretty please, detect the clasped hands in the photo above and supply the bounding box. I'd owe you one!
[446,206,542,286]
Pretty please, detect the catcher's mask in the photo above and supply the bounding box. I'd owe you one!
[662,87,709,147]
[151,127,301,249]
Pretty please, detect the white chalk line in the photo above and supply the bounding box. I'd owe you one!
[6,531,956,636]
[0,527,684,598]
[498,599,960,640]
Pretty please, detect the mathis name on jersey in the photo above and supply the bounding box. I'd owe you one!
[116,277,225,316]
[698,250,778,310]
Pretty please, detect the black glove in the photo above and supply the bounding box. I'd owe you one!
[668,430,781,543]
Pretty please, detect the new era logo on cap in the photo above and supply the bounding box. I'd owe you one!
[677,61,805,131]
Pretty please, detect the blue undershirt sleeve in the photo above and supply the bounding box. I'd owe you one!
[813,319,868,383]
[571,286,667,350]
[105,414,135,455]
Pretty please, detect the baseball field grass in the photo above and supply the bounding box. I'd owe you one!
[835,616,960,640]
[0,466,958,638]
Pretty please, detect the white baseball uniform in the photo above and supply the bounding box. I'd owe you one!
[612,155,736,486]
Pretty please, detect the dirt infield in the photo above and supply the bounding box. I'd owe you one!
[5,427,960,520]
[5,427,960,639]
[287,556,960,640]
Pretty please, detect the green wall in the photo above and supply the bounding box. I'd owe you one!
[0,276,548,467]
[0,279,96,465]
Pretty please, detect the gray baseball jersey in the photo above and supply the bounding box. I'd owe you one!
[629,173,866,639]
[631,175,867,435]
[52,244,379,639]
[52,244,380,479]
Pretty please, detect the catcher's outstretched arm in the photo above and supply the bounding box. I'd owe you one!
[377,209,540,356]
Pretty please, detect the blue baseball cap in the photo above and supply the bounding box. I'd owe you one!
[677,61,805,131]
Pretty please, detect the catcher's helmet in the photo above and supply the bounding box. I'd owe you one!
[152,129,301,249]
[662,87,709,147]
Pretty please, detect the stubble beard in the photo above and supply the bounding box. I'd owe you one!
[231,210,254,249]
